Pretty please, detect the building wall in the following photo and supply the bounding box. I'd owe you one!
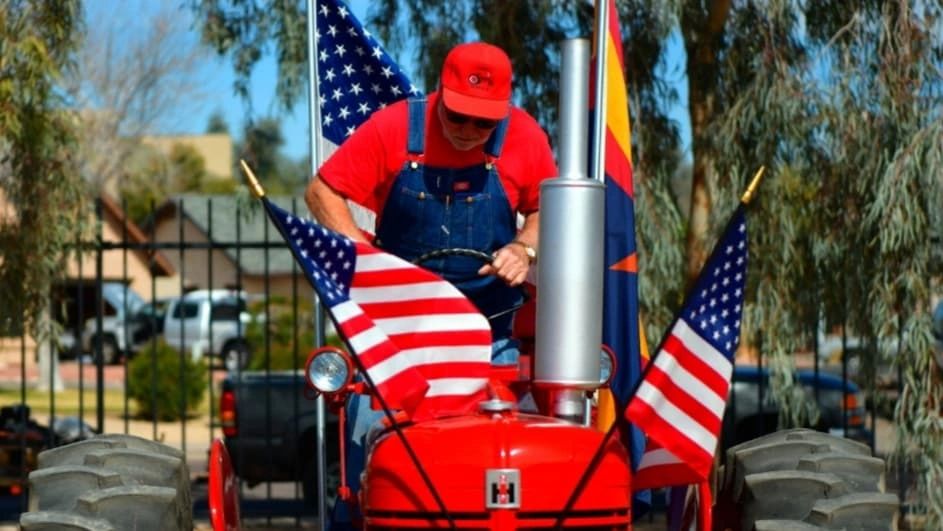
[141,134,233,180]
[67,218,163,299]
[153,217,238,293]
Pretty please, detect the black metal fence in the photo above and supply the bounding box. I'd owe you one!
[0,196,916,526]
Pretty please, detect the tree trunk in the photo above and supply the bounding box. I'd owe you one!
[35,303,64,393]
[681,0,730,284]
[686,152,712,284]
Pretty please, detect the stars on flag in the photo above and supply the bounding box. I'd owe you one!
[314,0,419,146]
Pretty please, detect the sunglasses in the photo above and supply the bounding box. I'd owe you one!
[443,108,499,129]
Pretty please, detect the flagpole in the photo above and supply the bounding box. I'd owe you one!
[307,0,324,171]
[305,2,330,527]
[741,166,766,204]
[589,0,609,184]
[241,160,266,198]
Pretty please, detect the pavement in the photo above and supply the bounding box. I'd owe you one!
[0,354,229,390]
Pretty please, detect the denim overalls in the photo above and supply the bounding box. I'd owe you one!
[374,97,523,345]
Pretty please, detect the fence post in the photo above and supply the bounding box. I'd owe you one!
[95,197,105,433]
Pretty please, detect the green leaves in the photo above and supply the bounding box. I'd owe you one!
[0,0,87,340]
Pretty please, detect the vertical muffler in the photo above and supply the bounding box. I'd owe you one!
[533,38,605,422]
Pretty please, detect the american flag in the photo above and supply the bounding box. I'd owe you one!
[263,199,493,419]
[315,0,419,146]
[627,206,748,486]
[315,0,419,233]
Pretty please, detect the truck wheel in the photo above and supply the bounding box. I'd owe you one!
[20,433,192,531]
[92,336,120,365]
[714,428,897,531]
[302,457,340,510]
[223,341,251,372]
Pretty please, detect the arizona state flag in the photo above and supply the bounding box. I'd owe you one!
[591,0,650,513]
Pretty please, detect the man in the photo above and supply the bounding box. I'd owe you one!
[305,42,557,529]
[306,41,557,363]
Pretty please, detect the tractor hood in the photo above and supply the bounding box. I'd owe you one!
[362,408,631,528]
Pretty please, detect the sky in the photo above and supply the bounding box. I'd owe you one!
[85,0,689,165]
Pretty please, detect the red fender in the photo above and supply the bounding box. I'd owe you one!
[208,438,241,531]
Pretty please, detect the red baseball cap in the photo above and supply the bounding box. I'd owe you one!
[440,42,512,120]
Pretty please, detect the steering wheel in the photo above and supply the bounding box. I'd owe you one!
[412,247,494,267]
[410,247,528,322]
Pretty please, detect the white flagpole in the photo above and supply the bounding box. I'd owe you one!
[590,0,609,184]
[308,0,324,172]
[305,0,329,527]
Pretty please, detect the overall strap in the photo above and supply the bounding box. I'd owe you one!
[484,115,510,158]
[407,97,427,156]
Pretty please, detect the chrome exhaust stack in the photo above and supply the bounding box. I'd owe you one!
[533,38,605,423]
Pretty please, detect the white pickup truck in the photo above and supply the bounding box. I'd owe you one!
[162,289,257,371]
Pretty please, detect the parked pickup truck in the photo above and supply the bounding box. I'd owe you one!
[163,289,258,371]
[57,282,164,364]
[218,371,339,506]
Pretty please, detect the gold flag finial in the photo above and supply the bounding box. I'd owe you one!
[239,159,266,198]
[740,166,766,204]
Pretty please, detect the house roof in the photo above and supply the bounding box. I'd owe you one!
[100,194,175,276]
[152,194,309,276]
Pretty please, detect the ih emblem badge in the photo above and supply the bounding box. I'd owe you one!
[485,468,520,509]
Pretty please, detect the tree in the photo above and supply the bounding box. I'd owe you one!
[192,0,943,521]
[0,1,87,340]
[206,110,230,134]
[67,0,214,191]
[119,142,237,224]
[239,117,284,183]
[236,117,306,195]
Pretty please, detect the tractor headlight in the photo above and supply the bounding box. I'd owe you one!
[599,345,617,387]
[304,347,352,395]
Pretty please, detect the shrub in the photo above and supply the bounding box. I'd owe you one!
[245,298,346,371]
[127,340,207,421]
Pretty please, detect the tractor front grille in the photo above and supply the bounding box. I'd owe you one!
[366,507,631,530]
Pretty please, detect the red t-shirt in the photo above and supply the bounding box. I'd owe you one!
[318,92,557,217]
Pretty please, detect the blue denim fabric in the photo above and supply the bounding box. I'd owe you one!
[374,98,522,341]
[490,336,521,366]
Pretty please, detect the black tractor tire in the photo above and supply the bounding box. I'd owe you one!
[20,433,192,531]
[302,456,341,510]
[714,428,898,531]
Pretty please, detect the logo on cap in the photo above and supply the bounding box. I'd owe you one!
[468,71,492,89]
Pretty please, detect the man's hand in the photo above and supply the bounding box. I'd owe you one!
[478,242,531,286]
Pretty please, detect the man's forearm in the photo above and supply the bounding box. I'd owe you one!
[304,176,370,242]
[516,212,539,251]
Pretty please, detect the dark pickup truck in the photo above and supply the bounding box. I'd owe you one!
[721,365,871,450]
[219,371,338,505]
